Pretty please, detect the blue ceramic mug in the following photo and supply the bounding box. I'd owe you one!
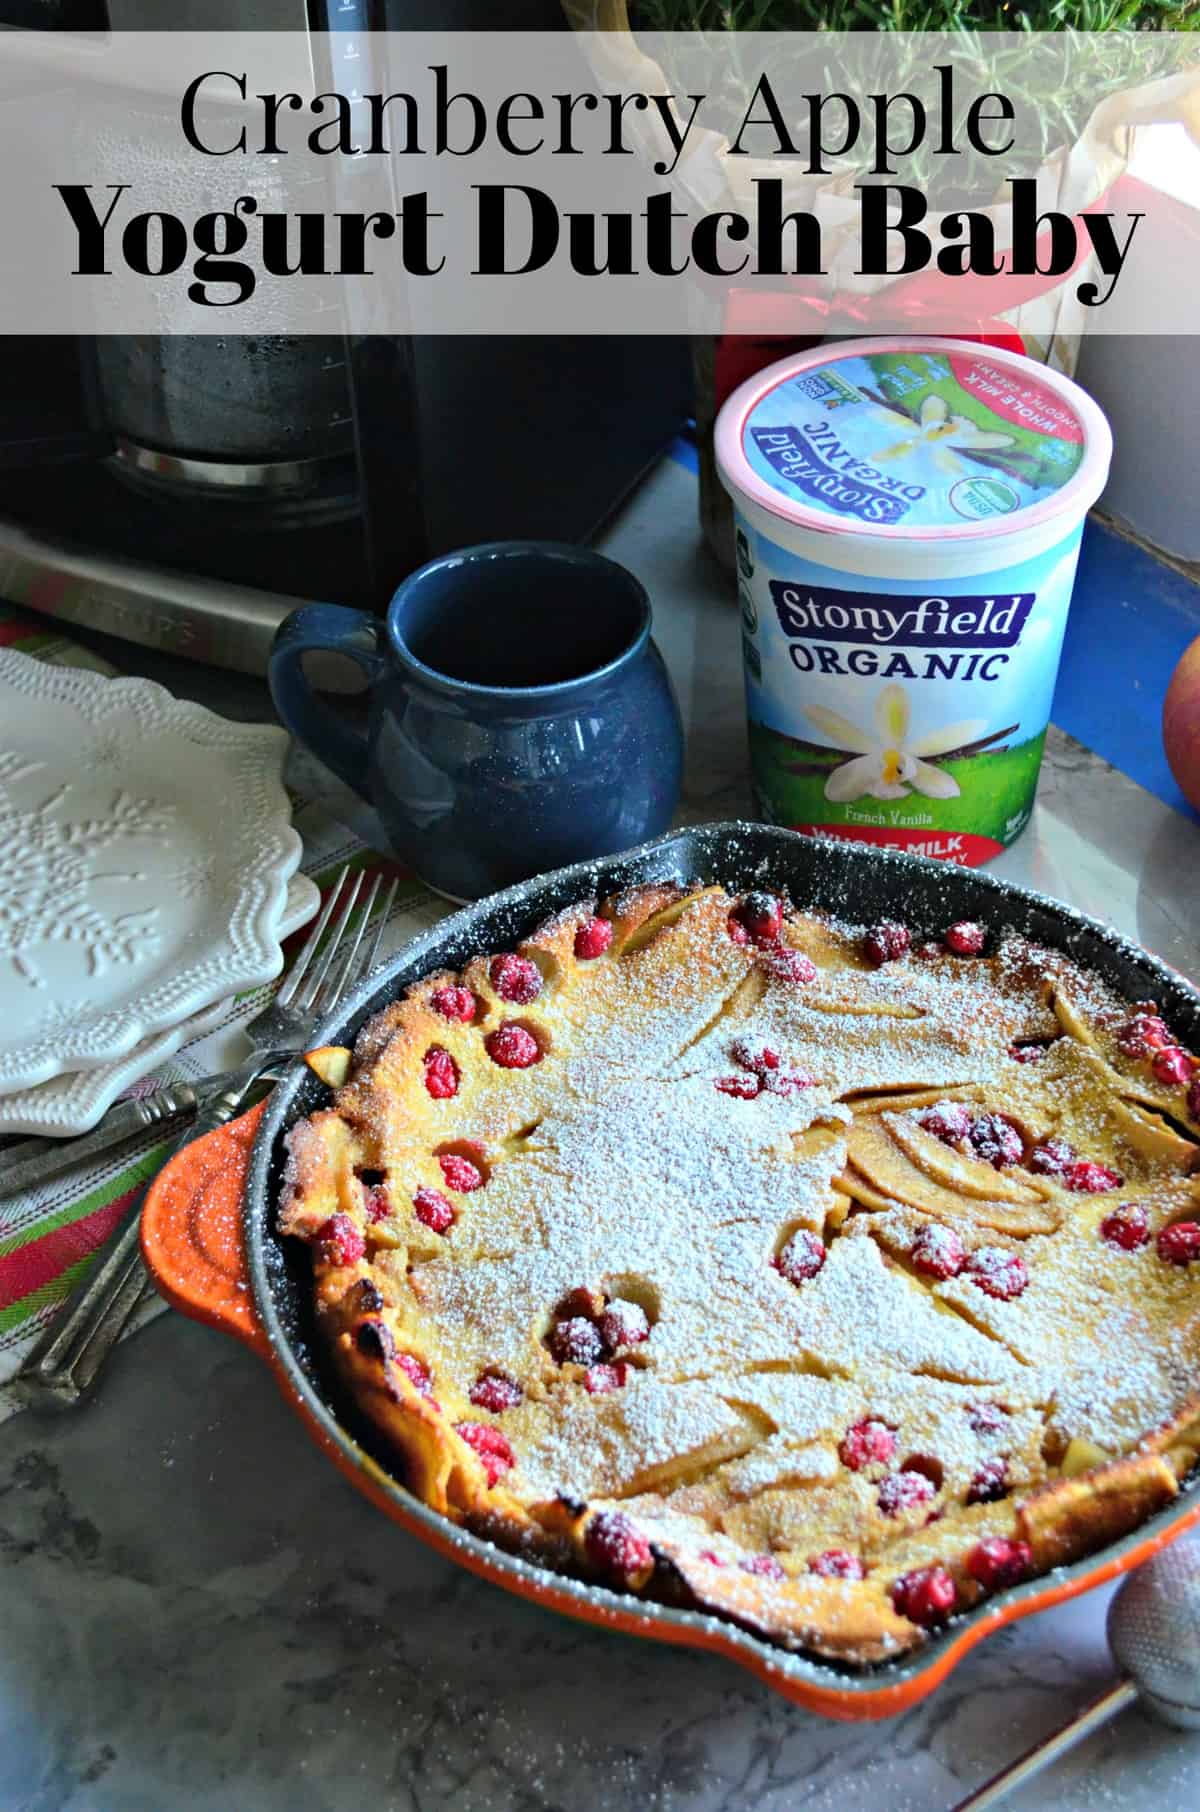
[269,541,684,900]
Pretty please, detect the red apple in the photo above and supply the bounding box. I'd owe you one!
[1164,635,1200,812]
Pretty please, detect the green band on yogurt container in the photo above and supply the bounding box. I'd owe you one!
[715,337,1113,866]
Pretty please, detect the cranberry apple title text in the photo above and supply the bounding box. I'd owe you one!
[52,65,1142,308]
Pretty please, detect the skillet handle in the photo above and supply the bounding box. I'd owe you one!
[141,1100,271,1362]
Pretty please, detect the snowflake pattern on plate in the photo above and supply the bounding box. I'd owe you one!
[87,725,131,772]
[0,869,320,1137]
[0,652,303,1092]
[0,770,173,986]
[166,852,224,905]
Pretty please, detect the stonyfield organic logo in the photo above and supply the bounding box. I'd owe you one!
[749,423,924,526]
[769,585,1035,648]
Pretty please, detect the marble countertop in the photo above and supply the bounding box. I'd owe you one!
[4,457,1200,1812]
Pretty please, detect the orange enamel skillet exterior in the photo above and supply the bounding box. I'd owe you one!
[140,822,1200,1720]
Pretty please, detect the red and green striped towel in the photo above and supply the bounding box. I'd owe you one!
[0,607,449,1418]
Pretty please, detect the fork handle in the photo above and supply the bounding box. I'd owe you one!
[14,1055,281,1412]
[0,1082,200,1203]
[14,1206,153,1410]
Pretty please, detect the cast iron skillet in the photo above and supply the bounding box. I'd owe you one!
[242,822,1200,1717]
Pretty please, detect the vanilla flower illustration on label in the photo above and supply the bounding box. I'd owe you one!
[869,395,1018,481]
[806,685,985,804]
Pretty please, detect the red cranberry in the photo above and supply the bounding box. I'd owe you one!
[739,1553,786,1579]
[1153,1046,1197,1088]
[878,1470,936,1517]
[731,1037,781,1072]
[355,1318,395,1362]
[438,1152,485,1193]
[1063,1159,1123,1194]
[1026,1135,1076,1177]
[969,1114,1024,1170]
[761,946,817,986]
[1008,1039,1049,1064]
[583,1361,630,1395]
[395,1352,433,1398]
[891,1566,957,1626]
[966,1456,1009,1504]
[839,1419,896,1472]
[697,1550,726,1567]
[599,1300,650,1351]
[574,916,614,960]
[915,940,944,961]
[774,1230,826,1286]
[557,1285,605,1321]
[355,1279,384,1314]
[1157,1221,1200,1266]
[469,1370,523,1413]
[945,920,986,956]
[735,892,783,945]
[585,1510,653,1582]
[549,1317,605,1366]
[727,915,750,947]
[316,1212,365,1267]
[489,952,542,1004]
[809,1549,865,1580]
[863,922,911,967]
[362,1183,390,1223]
[485,1022,542,1069]
[919,1101,973,1146]
[412,1186,455,1235]
[715,1074,761,1099]
[430,984,475,1023]
[1117,1012,1172,1057]
[966,1537,1032,1591]
[911,1224,966,1280]
[1188,1078,1200,1121]
[966,1401,1008,1435]
[423,1046,460,1099]
[966,1247,1029,1300]
[456,1421,515,1486]
[762,1068,816,1097]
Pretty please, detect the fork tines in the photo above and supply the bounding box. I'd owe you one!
[282,864,399,1023]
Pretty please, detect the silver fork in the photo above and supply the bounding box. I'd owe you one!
[13,865,398,1412]
[4,867,374,1202]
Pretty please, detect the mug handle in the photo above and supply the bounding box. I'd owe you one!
[269,603,389,799]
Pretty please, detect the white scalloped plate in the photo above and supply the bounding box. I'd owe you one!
[0,870,320,1137]
[0,651,304,1093]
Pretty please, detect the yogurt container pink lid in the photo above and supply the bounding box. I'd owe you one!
[715,337,1112,546]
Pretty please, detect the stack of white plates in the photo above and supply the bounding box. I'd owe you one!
[0,650,318,1139]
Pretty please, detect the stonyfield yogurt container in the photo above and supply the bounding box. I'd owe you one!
[715,337,1112,865]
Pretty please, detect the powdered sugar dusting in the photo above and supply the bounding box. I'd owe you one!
[281,867,1200,1653]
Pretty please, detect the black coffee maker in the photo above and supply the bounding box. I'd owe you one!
[0,0,692,672]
